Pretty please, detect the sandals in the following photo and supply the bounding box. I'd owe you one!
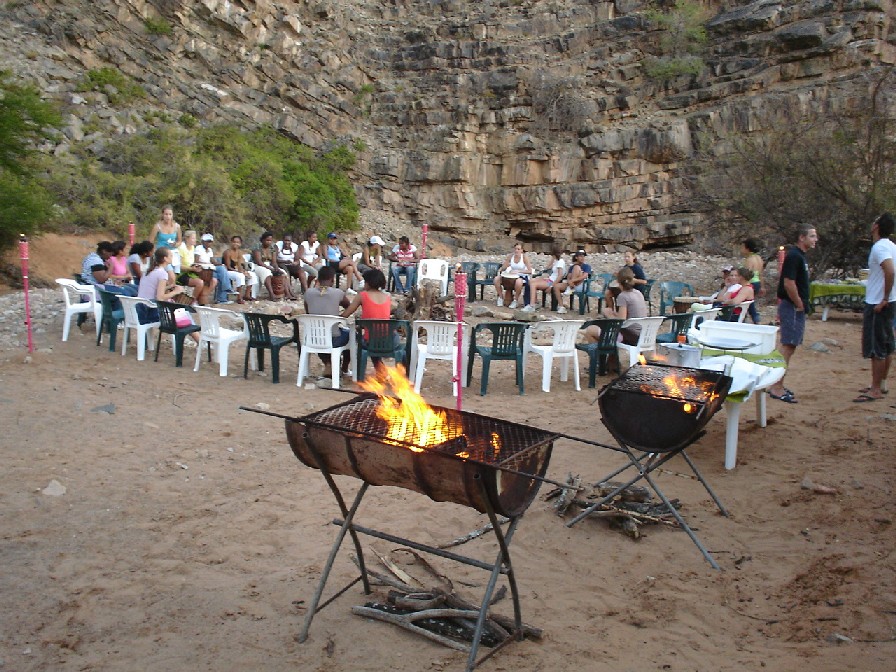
[853,393,881,403]
[769,390,798,404]
[858,387,888,395]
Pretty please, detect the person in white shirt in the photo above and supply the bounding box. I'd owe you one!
[855,213,896,402]
[276,233,309,294]
[299,232,321,288]
[195,234,233,304]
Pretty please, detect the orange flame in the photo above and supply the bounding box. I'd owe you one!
[639,373,718,411]
[638,354,647,365]
[358,365,462,450]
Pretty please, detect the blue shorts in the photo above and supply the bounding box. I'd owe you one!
[778,300,806,346]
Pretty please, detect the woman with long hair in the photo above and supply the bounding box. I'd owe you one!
[493,242,533,308]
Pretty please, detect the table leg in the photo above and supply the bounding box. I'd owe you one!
[724,401,743,470]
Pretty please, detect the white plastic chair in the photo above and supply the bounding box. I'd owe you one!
[193,306,248,376]
[617,316,666,371]
[735,300,753,323]
[525,319,584,392]
[409,320,470,396]
[416,259,450,296]
[296,314,353,389]
[57,278,102,341]
[119,296,159,361]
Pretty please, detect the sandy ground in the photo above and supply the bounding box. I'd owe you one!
[0,290,894,672]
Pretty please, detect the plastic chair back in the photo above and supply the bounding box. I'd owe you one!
[356,319,410,380]
[410,320,469,395]
[617,315,665,370]
[636,279,656,314]
[57,278,101,341]
[659,281,694,315]
[241,312,300,383]
[155,300,200,367]
[656,312,695,343]
[97,289,125,351]
[119,296,159,360]
[576,319,624,387]
[416,259,450,296]
[472,262,501,301]
[527,319,585,392]
[467,321,528,395]
[296,314,352,388]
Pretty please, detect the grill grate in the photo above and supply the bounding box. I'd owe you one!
[300,396,557,470]
[607,364,725,404]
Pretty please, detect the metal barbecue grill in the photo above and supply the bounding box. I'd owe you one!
[288,395,555,518]
[567,363,733,569]
[256,393,560,671]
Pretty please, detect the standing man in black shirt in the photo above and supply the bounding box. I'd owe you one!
[768,225,818,403]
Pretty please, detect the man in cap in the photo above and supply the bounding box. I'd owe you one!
[195,233,233,303]
[359,235,386,275]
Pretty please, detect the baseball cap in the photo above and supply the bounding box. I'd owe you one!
[369,235,385,246]
[574,249,586,257]
[327,232,338,239]
[201,233,214,242]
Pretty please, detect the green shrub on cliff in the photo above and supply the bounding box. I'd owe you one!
[76,67,146,106]
[643,0,708,81]
[44,123,359,241]
[0,72,61,249]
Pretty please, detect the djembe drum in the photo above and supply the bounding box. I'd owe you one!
[270,273,288,299]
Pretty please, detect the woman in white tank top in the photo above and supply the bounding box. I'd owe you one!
[494,243,533,308]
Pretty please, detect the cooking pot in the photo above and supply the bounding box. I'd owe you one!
[657,343,701,368]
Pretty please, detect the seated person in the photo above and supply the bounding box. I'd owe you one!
[389,235,418,294]
[127,241,154,285]
[342,269,397,373]
[553,249,590,313]
[175,230,212,305]
[493,242,532,308]
[522,248,566,313]
[584,266,648,346]
[106,240,132,285]
[718,267,756,320]
[358,235,386,275]
[299,231,322,289]
[605,250,647,310]
[195,233,232,304]
[221,235,257,303]
[252,231,294,300]
[276,233,307,294]
[323,232,362,290]
[80,241,139,300]
[303,266,352,377]
[136,248,191,323]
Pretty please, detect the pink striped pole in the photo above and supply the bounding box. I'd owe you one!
[128,221,136,246]
[19,235,34,353]
[421,222,428,260]
[454,266,467,411]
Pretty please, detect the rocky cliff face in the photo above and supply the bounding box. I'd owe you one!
[1,0,893,251]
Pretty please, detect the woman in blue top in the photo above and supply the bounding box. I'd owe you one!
[152,205,182,251]
[623,250,647,286]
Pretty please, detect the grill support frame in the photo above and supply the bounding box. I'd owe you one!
[294,427,531,671]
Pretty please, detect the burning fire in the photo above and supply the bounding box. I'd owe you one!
[358,365,462,450]
[639,373,718,412]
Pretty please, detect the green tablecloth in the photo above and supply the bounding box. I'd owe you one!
[808,282,866,313]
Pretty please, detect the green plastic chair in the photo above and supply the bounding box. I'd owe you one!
[637,279,656,315]
[658,281,694,316]
[655,312,695,343]
[574,272,614,315]
[242,312,300,383]
[355,319,410,380]
[575,319,624,388]
[470,262,501,301]
[466,322,528,395]
[155,301,203,368]
[96,289,125,352]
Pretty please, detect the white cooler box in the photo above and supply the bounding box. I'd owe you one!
[691,321,778,355]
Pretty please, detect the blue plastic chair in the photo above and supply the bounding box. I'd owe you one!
[637,279,656,315]
[658,281,695,316]
[355,319,410,380]
[466,322,528,395]
[575,319,624,388]
[96,289,125,352]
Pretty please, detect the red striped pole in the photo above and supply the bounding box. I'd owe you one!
[19,234,34,353]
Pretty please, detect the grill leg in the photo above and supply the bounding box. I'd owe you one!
[298,481,370,643]
[465,476,523,672]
